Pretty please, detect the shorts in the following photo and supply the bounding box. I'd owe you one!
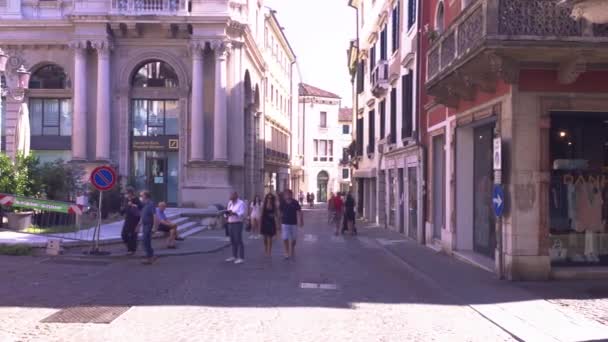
[281,224,298,241]
[158,223,174,232]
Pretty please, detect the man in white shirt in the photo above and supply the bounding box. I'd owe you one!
[225,191,246,264]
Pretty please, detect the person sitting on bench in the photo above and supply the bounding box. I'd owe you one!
[155,202,184,249]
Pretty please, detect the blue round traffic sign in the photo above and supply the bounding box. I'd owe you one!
[492,184,505,217]
[90,165,117,191]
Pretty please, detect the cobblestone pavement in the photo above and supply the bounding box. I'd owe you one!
[0,207,604,342]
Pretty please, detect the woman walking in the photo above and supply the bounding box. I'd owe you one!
[260,193,280,256]
[344,192,356,235]
[120,187,142,255]
[249,195,262,239]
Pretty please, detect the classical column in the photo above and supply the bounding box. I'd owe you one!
[212,40,230,162]
[93,41,112,161]
[190,41,205,161]
[71,41,88,161]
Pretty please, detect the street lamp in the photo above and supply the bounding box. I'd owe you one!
[0,48,31,155]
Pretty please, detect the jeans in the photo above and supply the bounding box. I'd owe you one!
[228,222,244,259]
[121,220,138,253]
[142,224,154,258]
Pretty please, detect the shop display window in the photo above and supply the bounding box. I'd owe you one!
[549,112,608,266]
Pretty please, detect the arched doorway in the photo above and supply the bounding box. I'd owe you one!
[317,171,329,202]
[27,64,72,163]
[130,60,180,204]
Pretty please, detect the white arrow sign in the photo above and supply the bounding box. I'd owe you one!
[493,194,503,208]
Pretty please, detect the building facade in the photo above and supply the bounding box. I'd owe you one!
[348,0,423,239]
[0,0,296,207]
[421,0,608,280]
[262,9,295,195]
[298,83,349,202]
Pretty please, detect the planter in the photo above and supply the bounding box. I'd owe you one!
[6,211,34,231]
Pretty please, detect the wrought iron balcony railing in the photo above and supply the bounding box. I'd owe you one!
[111,0,188,15]
[426,0,608,85]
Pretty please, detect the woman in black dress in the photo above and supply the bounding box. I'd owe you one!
[260,193,280,257]
[120,187,142,255]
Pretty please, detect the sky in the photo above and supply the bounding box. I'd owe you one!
[265,0,356,107]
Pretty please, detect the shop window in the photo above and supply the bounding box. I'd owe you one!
[132,60,178,88]
[549,112,608,267]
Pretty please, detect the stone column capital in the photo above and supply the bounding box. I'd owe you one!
[92,40,113,58]
[69,40,88,51]
[189,40,206,60]
[209,39,231,59]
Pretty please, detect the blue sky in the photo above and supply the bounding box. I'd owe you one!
[265,0,356,107]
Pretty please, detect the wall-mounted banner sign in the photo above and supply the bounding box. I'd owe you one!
[132,136,179,151]
[0,194,82,215]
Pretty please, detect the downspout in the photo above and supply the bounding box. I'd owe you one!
[415,0,426,245]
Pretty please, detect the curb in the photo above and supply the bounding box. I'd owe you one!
[52,242,232,260]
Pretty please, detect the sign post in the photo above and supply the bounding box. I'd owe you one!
[493,136,504,279]
[86,165,117,256]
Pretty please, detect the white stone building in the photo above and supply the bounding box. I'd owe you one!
[348,0,423,239]
[262,9,295,195]
[298,83,351,202]
[0,0,296,207]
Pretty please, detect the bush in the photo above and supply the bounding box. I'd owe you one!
[38,159,86,201]
[0,153,41,197]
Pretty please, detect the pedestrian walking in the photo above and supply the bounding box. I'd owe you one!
[310,192,315,208]
[225,191,246,264]
[344,192,356,235]
[120,187,142,255]
[139,190,157,265]
[249,195,262,239]
[333,193,344,236]
[298,191,304,206]
[260,193,280,256]
[279,189,303,260]
[327,192,336,224]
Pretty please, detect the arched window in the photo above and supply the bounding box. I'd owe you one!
[131,60,178,88]
[29,64,69,89]
[436,2,445,34]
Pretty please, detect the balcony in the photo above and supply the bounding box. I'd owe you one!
[371,60,389,97]
[110,0,188,15]
[425,0,608,106]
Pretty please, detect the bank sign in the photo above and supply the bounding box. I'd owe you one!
[0,194,82,215]
[132,136,179,151]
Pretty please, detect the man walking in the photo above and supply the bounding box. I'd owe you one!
[280,189,303,260]
[140,191,157,265]
[225,191,246,264]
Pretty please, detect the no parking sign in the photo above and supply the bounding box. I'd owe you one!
[90,165,117,192]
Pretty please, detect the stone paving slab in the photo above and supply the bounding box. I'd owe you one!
[355,221,608,342]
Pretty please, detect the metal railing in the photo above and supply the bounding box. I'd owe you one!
[111,0,188,15]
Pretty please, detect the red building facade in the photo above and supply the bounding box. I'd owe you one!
[420,0,608,279]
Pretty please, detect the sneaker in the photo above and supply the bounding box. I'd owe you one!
[175,237,185,241]
[141,256,157,265]
[234,258,244,264]
[225,257,236,262]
